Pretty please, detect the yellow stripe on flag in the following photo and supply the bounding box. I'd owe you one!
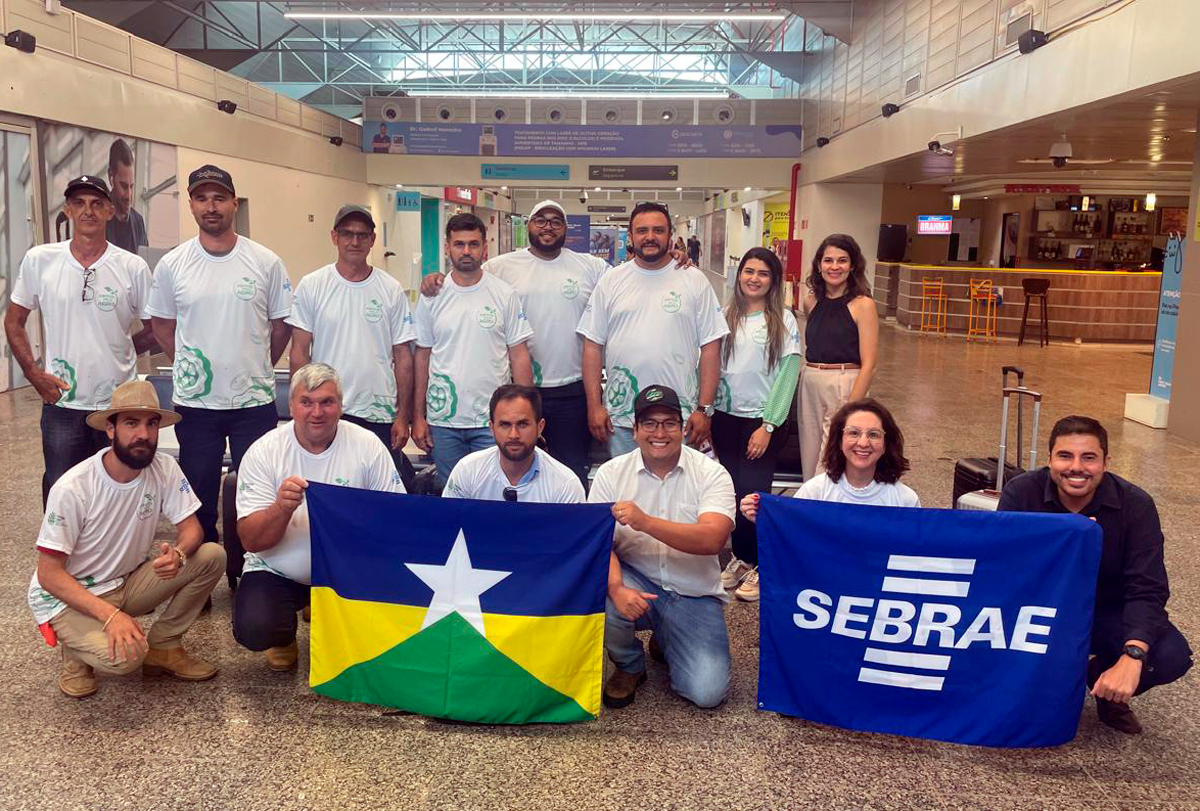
[308,587,428,687]
[482,612,605,717]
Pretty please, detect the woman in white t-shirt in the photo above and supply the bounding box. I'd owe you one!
[740,398,919,524]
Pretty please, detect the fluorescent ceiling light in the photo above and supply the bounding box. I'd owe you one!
[286,11,787,22]
[407,90,731,99]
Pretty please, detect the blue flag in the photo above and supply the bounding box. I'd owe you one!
[756,495,1102,747]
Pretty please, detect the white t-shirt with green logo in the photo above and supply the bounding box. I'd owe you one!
[235,421,405,585]
[716,308,802,418]
[287,265,416,423]
[146,236,291,410]
[10,241,151,410]
[484,247,608,387]
[414,273,534,429]
[27,449,200,625]
[576,260,728,428]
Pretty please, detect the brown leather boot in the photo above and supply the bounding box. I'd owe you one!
[602,668,647,709]
[264,641,299,672]
[59,650,97,699]
[142,646,219,681]
[1096,698,1143,734]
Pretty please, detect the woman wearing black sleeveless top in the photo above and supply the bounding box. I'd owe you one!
[799,234,879,480]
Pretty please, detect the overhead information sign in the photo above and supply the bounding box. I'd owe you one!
[481,163,571,181]
[589,165,679,181]
[587,205,627,213]
[395,191,421,211]
[917,215,953,235]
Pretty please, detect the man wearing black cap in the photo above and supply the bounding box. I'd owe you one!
[288,204,416,488]
[5,175,155,502]
[147,165,293,588]
[588,384,735,710]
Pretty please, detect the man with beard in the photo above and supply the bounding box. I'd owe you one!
[233,363,405,670]
[444,384,584,503]
[412,213,534,489]
[999,416,1192,734]
[105,139,148,254]
[578,202,727,457]
[148,165,292,589]
[28,379,226,698]
[5,175,156,504]
[421,200,608,486]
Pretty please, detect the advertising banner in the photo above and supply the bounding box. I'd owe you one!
[1151,237,1183,399]
[762,202,791,257]
[565,215,591,254]
[589,227,618,265]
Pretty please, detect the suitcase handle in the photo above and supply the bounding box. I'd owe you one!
[1001,365,1024,384]
[997,388,1042,492]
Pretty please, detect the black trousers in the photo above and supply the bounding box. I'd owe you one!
[539,380,591,487]
[1089,610,1192,696]
[41,404,109,506]
[232,570,310,651]
[341,414,417,493]
[710,410,788,566]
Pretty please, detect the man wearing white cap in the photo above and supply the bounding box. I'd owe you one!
[421,199,608,485]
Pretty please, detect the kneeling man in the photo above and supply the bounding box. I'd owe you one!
[29,379,225,698]
[590,385,735,709]
[233,362,405,670]
[444,384,584,504]
[999,415,1192,734]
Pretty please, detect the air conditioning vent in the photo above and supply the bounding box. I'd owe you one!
[904,73,922,98]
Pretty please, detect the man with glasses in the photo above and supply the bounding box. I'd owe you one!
[288,204,416,490]
[6,176,155,502]
[589,384,735,710]
[421,200,608,486]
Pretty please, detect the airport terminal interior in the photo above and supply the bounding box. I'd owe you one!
[1,0,1199,808]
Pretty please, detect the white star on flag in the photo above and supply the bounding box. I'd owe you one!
[405,529,512,637]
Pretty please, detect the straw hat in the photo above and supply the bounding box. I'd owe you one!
[85,379,182,431]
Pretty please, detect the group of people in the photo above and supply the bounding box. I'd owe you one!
[9,165,1190,736]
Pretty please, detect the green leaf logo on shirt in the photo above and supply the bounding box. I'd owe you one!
[45,511,66,528]
[661,291,682,313]
[364,394,397,422]
[234,276,258,301]
[715,378,732,413]
[752,323,770,345]
[174,346,214,401]
[605,365,639,418]
[477,305,499,329]
[136,493,156,521]
[96,286,119,312]
[427,373,459,421]
[560,278,580,300]
[364,297,384,323]
[49,358,77,403]
[334,476,350,486]
[532,359,543,387]
[231,375,276,408]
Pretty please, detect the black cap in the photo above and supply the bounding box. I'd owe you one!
[333,204,375,230]
[633,385,683,422]
[64,175,111,200]
[187,165,235,195]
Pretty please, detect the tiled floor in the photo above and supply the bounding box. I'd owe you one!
[0,325,1195,811]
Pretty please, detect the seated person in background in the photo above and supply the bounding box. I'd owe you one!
[998,415,1192,735]
[740,398,919,522]
[29,379,225,698]
[590,385,735,710]
[233,363,405,671]
[444,384,584,504]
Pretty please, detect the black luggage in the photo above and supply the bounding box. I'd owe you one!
[951,366,1030,508]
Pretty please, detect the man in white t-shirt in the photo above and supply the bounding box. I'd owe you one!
[445,384,584,504]
[578,202,728,459]
[147,165,293,588]
[289,204,416,490]
[412,212,534,489]
[421,200,608,486]
[5,175,156,503]
[29,379,225,698]
[233,363,405,671]
[589,385,735,710]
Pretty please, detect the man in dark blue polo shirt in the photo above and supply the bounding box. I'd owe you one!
[999,415,1191,734]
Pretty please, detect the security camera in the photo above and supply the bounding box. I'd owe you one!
[579,191,588,204]
[1052,156,1069,168]
[927,130,960,156]
[1049,136,1073,168]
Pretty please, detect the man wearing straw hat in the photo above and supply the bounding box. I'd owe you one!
[27,379,226,699]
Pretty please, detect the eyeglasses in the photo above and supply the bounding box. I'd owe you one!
[843,427,884,443]
[638,418,682,432]
[81,268,96,303]
[530,216,565,230]
[336,229,373,242]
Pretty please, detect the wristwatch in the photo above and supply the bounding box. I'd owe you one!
[700,403,714,418]
[763,423,776,434]
[1122,644,1147,662]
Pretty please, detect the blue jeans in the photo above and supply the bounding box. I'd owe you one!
[605,562,731,709]
[428,425,493,488]
[607,426,637,458]
[41,404,109,505]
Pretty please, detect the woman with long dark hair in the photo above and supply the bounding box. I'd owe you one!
[712,247,801,601]
[799,234,879,480]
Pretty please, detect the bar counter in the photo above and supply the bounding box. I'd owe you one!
[873,263,1162,342]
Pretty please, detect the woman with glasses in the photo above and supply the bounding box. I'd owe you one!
[799,234,879,481]
[712,248,801,601]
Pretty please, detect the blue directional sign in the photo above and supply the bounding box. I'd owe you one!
[395,191,421,211]
[481,163,571,181]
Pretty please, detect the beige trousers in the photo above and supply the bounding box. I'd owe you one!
[799,366,861,480]
[49,542,225,675]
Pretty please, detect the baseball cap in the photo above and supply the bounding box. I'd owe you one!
[529,200,567,221]
[633,385,683,422]
[63,175,111,201]
[187,165,236,196]
[333,204,375,230]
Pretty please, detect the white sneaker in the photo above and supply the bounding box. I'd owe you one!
[734,569,760,602]
[721,557,752,589]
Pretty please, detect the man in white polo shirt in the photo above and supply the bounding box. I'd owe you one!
[589,384,735,710]
[288,204,416,489]
[233,363,405,670]
[147,165,293,588]
[412,212,534,489]
[578,201,727,459]
[5,175,155,503]
[444,384,584,504]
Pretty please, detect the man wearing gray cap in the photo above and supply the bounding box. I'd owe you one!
[5,175,156,503]
[288,204,416,488]
[147,165,292,588]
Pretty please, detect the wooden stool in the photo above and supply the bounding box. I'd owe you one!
[1018,278,1050,347]
[919,277,947,335]
[967,278,997,342]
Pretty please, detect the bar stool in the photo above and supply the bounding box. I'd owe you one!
[967,278,998,342]
[1018,278,1051,347]
[919,277,947,335]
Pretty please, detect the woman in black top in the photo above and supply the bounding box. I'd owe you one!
[799,234,879,480]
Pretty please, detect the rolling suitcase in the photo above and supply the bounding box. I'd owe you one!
[956,384,1042,510]
[951,366,1027,507]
